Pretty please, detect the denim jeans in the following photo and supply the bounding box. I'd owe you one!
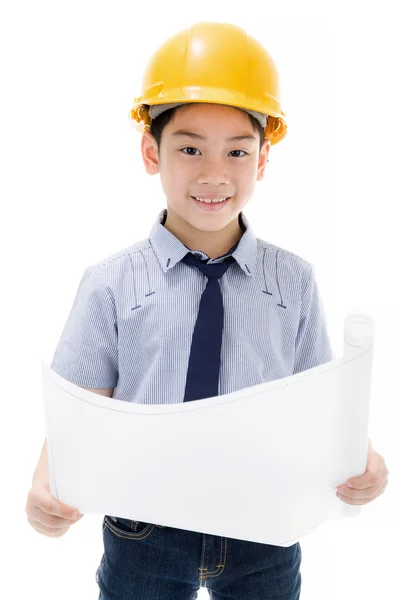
[96,515,302,599]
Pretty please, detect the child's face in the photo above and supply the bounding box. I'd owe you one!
[141,102,270,235]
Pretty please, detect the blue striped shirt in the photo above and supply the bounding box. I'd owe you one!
[50,209,334,403]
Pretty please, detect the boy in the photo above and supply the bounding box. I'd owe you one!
[27,21,339,600]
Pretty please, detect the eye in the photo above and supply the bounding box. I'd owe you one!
[181,147,200,156]
[180,147,248,157]
[230,150,248,158]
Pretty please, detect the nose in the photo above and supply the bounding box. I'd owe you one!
[197,158,231,186]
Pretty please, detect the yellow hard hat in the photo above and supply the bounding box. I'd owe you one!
[129,22,287,145]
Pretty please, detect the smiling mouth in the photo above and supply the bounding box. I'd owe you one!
[191,196,232,204]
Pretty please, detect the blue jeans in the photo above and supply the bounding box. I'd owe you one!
[96,515,302,599]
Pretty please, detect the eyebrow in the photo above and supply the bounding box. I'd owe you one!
[171,130,257,142]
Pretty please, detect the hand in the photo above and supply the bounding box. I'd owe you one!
[336,439,389,505]
[26,479,84,538]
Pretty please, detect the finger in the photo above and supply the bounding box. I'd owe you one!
[346,453,385,490]
[337,480,387,501]
[337,487,376,499]
[28,517,70,537]
[33,491,82,521]
[346,470,382,490]
[32,505,81,528]
[375,476,389,496]
[337,495,375,505]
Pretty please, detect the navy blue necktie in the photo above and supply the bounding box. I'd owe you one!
[181,248,237,402]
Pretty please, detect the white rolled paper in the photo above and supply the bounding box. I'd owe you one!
[41,313,374,547]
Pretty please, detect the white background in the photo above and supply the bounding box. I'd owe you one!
[1,1,399,598]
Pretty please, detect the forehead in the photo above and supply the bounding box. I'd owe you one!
[172,102,248,123]
[166,103,256,141]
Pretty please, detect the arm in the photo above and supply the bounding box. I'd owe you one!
[293,263,334,374]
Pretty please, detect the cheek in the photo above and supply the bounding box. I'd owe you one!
[166,154,189,173]
[160,169,188,199]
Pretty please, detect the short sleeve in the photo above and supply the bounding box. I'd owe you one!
[50,266,118,388]
[293,263,335,375]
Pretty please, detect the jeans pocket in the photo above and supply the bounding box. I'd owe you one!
[104,515,158,540]
[115,517,150,534]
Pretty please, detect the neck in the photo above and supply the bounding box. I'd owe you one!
[163,209,244,259]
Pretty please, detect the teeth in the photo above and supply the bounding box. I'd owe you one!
[194,197,229,203]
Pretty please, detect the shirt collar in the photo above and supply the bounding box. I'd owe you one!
[149,208,257,277]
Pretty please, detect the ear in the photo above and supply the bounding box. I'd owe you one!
[141,131,160,175]
[257,139,271,181]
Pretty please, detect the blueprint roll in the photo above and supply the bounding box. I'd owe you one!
[42,313,376,547]
[339,314,375,516]
[344,314,374,360]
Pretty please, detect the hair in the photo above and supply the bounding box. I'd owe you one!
[149,105,266,156]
